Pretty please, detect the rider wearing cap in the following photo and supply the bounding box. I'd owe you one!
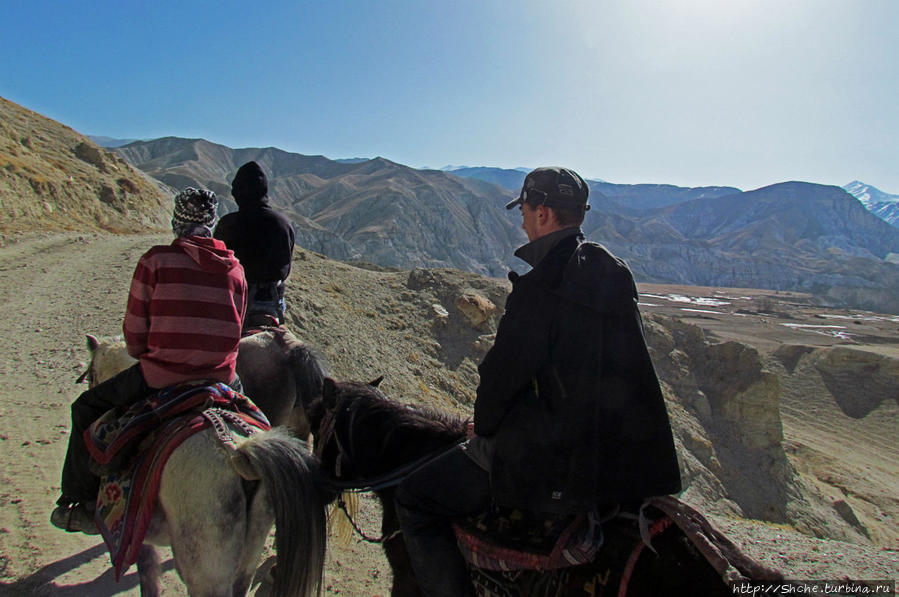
[51,188,247,534]
[395,167,682,596]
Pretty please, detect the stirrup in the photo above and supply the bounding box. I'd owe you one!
[51,503,100,535]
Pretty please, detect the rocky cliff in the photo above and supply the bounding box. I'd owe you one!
[643,314,896,546]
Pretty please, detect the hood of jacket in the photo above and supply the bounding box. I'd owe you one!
[172,236,242,274]
[234,196,273,211]
[522,232,637,316]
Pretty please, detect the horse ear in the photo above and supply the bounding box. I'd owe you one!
[368,376,384,388]
[86,334,100,354]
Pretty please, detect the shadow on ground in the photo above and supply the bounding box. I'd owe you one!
[0,543,175,596]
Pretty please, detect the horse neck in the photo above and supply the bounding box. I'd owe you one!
[345,403,465,478]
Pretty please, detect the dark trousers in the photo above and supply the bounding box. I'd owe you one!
[58,363,152,505]
[394,445,490,597]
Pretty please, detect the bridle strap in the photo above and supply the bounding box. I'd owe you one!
[335,495,403,544]
[315,399,464,492]
[320,441,462,493]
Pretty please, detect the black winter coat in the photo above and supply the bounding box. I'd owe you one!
[214,198,295,284]
[474,232,681,514]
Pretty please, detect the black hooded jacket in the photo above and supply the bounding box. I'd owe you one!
[474,229,681,514]
[214,196,295,284]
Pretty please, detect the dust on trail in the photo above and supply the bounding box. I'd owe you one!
[0,232,191,596]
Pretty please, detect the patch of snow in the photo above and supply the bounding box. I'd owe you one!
[781,323,853,340]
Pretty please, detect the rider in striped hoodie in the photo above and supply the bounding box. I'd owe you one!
[51,188,247,534]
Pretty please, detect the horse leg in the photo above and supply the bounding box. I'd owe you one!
[136,544,161,597]
[378,491,424,597]
[232,483,274,596]
[160,433,249,596]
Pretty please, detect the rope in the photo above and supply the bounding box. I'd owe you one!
[336,495,402,544]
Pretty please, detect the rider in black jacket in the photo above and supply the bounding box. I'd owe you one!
[395,167,681,597]
[214,161,295,324]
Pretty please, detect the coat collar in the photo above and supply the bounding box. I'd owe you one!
[513,227,583,268]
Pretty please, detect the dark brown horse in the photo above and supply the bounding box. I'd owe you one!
[309,378,783,597]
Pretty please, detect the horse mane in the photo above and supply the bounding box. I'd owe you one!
[313,380,468,480]
[338,382,467,440]
[272,327,328,409]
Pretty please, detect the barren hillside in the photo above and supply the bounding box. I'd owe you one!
[0,96,169,236]
[0,233,895,595]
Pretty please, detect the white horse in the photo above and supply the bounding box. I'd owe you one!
[83,325,327,436]
[82,336,328,597]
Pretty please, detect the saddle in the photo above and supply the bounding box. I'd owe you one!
[85,382,271,578]
[242,312,282,334]
[85,381,269,475]
[454,497,782,597]
[454,502,604,571]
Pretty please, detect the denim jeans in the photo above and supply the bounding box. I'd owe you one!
[395,445,490,597]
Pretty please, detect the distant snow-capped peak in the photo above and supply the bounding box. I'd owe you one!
[844,181,899,206]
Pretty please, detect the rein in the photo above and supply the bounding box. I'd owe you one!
[316,396,462,492]
[335,495,402,544]
[326,442,458,545]
[314,397,464,543]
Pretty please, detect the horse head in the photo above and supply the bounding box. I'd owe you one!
[311,377,467,491]
[76,334,136,388]
[311,376,388,484]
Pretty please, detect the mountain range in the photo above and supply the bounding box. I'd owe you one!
[113,136,899,313]
[4,96,899,313]
[114,138,524,276]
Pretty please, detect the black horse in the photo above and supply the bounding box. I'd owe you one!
[309,377,783,597]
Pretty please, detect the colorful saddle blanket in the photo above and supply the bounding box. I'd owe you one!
[85,382,270,578]
[242,312,282,335]
[454,503,604,571]
[456,497,783,597]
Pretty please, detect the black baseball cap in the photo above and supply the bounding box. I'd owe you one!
[505,167,590,211]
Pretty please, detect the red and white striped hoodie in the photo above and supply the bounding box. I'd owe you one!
[123,236,247,388]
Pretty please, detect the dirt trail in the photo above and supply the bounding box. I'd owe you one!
[0,233,194,595]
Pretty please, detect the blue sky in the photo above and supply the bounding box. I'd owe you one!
[2,0,897,192]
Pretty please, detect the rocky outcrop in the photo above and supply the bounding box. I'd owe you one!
[645,314,797,520]
[406,268,509,375]
[814,347,899,418]
[455,293,496,328]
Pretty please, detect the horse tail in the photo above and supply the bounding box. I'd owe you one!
[232,428,327,597]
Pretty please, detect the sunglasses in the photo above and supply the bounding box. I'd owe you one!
[521,187,550,206]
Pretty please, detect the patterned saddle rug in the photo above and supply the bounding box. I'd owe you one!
[242,312,281,335]
[454,503,604,571]
[455,497,783,597]
[85,382,270,578]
